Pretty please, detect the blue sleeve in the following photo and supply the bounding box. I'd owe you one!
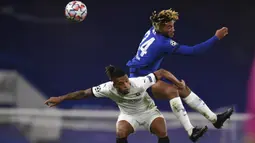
[165,36,219,55]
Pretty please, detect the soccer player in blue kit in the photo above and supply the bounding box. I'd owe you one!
[127,9,234,142]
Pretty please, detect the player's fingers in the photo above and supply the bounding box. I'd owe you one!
[224,28,228,32]
[49,103,57,107]
[44,100,49,104]
[220,27,227,33]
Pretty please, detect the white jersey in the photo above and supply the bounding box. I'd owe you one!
[92,73,157,115]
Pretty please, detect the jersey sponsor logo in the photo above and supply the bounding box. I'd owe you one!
[118,98,142,103]
[95,86,101,92]
[170,40,178,46]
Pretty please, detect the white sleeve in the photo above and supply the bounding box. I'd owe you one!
[134,73,157,90]
[92,82,112,98]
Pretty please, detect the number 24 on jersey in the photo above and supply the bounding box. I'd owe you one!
[136,30,155,60]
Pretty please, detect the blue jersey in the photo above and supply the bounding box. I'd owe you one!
[126,27,219,77]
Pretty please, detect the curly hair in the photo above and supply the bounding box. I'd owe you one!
[150,8,179,32]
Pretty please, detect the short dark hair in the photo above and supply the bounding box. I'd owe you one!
[105,65,126,80]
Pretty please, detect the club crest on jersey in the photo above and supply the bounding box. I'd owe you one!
[135,92,141,96]
[95,86,101,92]
[170,40,178,46]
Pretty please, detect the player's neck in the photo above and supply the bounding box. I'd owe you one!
[157,31,169,38]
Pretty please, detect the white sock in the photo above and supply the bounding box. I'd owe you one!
[183,91,217,123]
[170,97,194,136]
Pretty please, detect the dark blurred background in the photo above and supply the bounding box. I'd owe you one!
[0,0,254,143]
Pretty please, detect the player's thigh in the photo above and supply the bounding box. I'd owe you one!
[151,80,179,99]
[143,109,167,137]
[116,114,138,138]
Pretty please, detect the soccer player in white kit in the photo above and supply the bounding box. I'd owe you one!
[45,65,206,143]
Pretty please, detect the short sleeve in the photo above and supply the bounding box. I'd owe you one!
[133,73,157,90]
[92,82,112,98]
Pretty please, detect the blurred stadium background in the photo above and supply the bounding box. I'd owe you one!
[0,0,254,143]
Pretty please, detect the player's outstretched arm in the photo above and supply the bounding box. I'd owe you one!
[44,88,93,107]
[154,69,185,89]
[173,27,228,55]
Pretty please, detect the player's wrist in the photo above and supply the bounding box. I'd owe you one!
[213,35,220,40]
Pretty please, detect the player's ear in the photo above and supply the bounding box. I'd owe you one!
[113,81,117,88]
[111,78,117,87]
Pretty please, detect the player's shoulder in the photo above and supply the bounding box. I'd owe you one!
[129,73,155,84]
[151,29,173,46]
[94,81,114,92]
[129,77,140,83]
[129,77,144,87]
[169,38,178,47]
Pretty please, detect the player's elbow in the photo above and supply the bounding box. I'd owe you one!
[154,69,167,79]
[158,69,168,75]
[178,45,200,56]
[158,68,166,73]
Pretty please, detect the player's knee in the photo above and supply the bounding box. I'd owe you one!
[116,129,130,138]
[179,85,192,98]
[165,88,178,99]
[155,130,167,138]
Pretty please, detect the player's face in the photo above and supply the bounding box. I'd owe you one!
[161,21,175,38]
[113,75,131,95]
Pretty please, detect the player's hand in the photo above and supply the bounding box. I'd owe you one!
[215,27,228,40]
[176,80,186,89]
[44,97,63,107]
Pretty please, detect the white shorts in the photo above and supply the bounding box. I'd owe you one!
[117,108,165,132]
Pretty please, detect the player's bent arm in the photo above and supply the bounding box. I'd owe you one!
[173,36,219,55]
[154,69,181,86]
[59,88,94,101]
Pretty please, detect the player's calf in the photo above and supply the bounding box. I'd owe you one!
[116,120,134,143]
[150,117,169,143]
[158,137,170,143]
[151,81,195,137]
[116,138,128,143]
[179,85,234,129]
[179,85,218,123]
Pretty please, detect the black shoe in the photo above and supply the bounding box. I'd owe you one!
[213,107,234,129]
[189,126,208,142]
